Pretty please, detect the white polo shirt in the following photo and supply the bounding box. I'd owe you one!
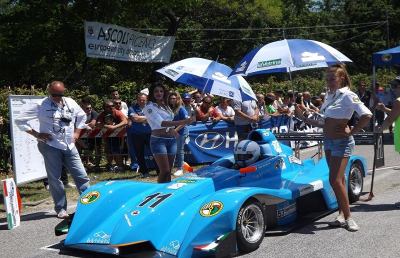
[143,102,174,130]
[321,87,372,119]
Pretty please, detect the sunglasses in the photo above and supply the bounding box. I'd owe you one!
[51,93,64,97]
[114,102,122,105]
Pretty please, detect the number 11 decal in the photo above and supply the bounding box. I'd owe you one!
[138,193,172,208]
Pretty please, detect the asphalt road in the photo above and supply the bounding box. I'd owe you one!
[0,145,399,258]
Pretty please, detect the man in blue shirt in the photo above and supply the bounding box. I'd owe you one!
[127,93,152,177]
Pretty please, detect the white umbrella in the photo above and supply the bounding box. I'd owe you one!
[156,57,256,102]
[231,39,352,76]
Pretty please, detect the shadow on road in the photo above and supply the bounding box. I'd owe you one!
[351,202,399,212]
[0,211,54,230]
[292,221,336,235]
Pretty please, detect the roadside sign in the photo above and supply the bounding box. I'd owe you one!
[2,178,21,229]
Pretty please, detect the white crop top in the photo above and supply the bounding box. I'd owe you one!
[143,102,174,130]
[320,87,372,119]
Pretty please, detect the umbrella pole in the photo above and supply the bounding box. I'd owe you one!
[288,67,294,93]
[360,65,377,201]
[201,55,219,95]
[361,132,377,201]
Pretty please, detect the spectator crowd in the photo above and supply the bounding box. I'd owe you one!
[70,80,398,179]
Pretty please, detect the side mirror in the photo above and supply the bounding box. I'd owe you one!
[239,166,257,174]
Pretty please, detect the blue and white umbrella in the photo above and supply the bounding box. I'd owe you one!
[156,57,256,102]
[231,39,352,76]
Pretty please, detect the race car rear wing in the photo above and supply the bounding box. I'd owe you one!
[274,132,384,168]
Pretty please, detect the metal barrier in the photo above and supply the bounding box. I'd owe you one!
[275,132,384,168]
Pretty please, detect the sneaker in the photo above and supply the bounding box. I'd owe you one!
[44,184,50,191]
[113,165,124,172]
[328,214,345,227]
[106,163,114,172]
[57,209,69,219]
[63,182,76,189]
[173,169,184,177]
[345,218,360,232]
[130,163,139,171]
[86,162,95,168]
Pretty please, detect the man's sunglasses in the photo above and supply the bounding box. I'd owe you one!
[51,93,64,97]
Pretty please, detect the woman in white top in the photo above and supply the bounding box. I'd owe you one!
[296,64,372,232]
[143,84,193,183]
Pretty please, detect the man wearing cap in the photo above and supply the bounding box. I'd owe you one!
[182,92,194,117]
[15,81,90,219]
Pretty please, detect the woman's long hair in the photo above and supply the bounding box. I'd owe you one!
[328,63,352,89]
[168,91,182,114]
[148,82,169,104]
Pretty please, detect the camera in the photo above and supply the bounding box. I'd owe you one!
[60,113,72,125]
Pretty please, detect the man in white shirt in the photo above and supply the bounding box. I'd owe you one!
[232,99,259,140]
[15,81,90,219]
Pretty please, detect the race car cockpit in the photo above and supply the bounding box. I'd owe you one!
[212,129,284,169]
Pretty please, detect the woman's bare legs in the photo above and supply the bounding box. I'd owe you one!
[326,150,351,219]
[154,154,172,183]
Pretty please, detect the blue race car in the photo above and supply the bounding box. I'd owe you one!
[57,129,367,258]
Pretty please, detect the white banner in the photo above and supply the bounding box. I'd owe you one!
[2,178,20,229]
[84,21,175,63]
[9,95,47,185]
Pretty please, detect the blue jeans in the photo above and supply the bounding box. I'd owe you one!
[129,133,151,174]
[126,133,138,164]
[174,132,188,169]
[38,142,90,213]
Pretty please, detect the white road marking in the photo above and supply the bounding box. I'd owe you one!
[370,165,400,172]
[40,244,60,252]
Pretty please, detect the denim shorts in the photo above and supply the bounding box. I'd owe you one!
[324,136,355,157]
[150,135,177,155]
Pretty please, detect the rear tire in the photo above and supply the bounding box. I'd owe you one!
[348,162,363,203]
[236,200,265,253]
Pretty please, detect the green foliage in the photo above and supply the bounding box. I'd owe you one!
[1,0,399,90]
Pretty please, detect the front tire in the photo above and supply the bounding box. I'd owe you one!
[348,162,364,203]
[236,200,265,253]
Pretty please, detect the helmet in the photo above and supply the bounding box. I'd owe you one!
[234,140,260,167]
